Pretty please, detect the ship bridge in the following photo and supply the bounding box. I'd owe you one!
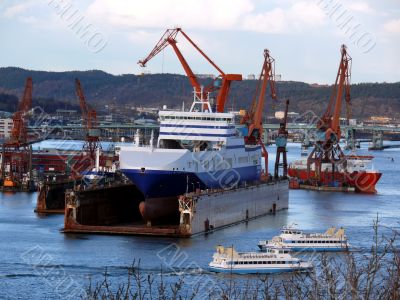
[158,111,236,145]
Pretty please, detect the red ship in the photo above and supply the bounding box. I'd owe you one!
[288,155,382,193]
[288,45,382,194]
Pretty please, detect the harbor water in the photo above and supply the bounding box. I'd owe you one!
[0,142,399,299]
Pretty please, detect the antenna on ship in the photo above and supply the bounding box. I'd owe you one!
[150,130,154,150]
[186,175,189,194]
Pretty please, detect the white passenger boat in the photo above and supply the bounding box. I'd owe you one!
[258,225,350,252]
[209,245,312,274]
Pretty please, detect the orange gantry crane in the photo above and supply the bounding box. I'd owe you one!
[1,77,34,190]
[138,27,242,112]
[71,79,101,177]
[307,45,352,181]
[241,49,277,177]
[274,99,289,179]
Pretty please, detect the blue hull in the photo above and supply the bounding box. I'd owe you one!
[122,165,260,198]
[121,169,200,198]
[208,266,312,274]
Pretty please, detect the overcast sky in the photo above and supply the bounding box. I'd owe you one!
[0,0,399,83]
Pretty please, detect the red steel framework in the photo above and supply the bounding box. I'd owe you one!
[307,45,352,182]
[1,77,33,189]
[71,79,102,177]
[138,27,242,112]
[241,49,277,176]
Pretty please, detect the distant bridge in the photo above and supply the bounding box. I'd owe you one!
[264,123,400,133]
[28,123,400,133]
[28,123,400,150]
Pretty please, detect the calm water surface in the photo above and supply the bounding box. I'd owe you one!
[0,142,399,299]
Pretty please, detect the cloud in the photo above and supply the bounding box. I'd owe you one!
[242,2,326,33]
[86,0,326,34]
[86,0,254,30]
[3,4,27,18]
[383,19,400,34]
[348,2,374,13]
[3,3,32,17]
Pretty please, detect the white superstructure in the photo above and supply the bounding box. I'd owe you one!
[119,93,262,198]
[209,245,312,274]
[258,224,350,252]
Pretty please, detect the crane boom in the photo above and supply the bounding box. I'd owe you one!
[138,28,241,112]
[138,29,179,68]
[244,49,277,143]
[75,79,98,130]
[10,77,32,145]
[307,45,352,182]
[1,77,33,189]
[319,45,351,141]
[75,79,100,161]
[240,49,277,179]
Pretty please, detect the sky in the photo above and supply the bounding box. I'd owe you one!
[0,0,399,84]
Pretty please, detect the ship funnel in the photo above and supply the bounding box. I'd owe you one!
[335,228,345,238]
[216,245,225,253]
[325,227,336,236]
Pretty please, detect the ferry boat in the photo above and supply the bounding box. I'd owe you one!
[288,155,381,193]
[209,245,312,274]
[119,93,264,219]
[258,225,350,252]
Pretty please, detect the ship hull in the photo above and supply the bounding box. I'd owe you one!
[288,168,382,193]
[208,265,311,274]
[122,169,201,198]
[121,165,260,198]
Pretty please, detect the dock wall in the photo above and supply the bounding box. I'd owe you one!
[183,180,289,235]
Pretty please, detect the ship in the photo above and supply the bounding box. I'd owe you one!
[258,225,350,252]
[288,155,382,193]
[119,94,279,221]
[118,30,288,227]
[209,245,312,274]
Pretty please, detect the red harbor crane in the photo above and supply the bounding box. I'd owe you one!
[274,99,289,179]
[138,27,242,112]
[71,79,101,177]
[241,49,277,177]
[307,45,352,182]
[1,77,34,190]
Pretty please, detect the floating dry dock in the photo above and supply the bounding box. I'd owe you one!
[35,176,77,214]
[63,179,289,237]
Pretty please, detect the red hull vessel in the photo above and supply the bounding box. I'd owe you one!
[288,168,382,193]
[288,156,382,194]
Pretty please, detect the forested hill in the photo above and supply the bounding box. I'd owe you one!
[0,67,399,118]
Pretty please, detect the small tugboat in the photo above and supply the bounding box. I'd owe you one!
[209,245,312,274]
[258,225,350,252]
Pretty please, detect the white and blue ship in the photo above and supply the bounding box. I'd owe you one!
[119,93,262,199]
[258,225,350,252]
[209,245,312,274]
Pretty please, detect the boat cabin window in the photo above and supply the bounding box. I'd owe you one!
[161,115,233,123]
[159,139,185,150]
